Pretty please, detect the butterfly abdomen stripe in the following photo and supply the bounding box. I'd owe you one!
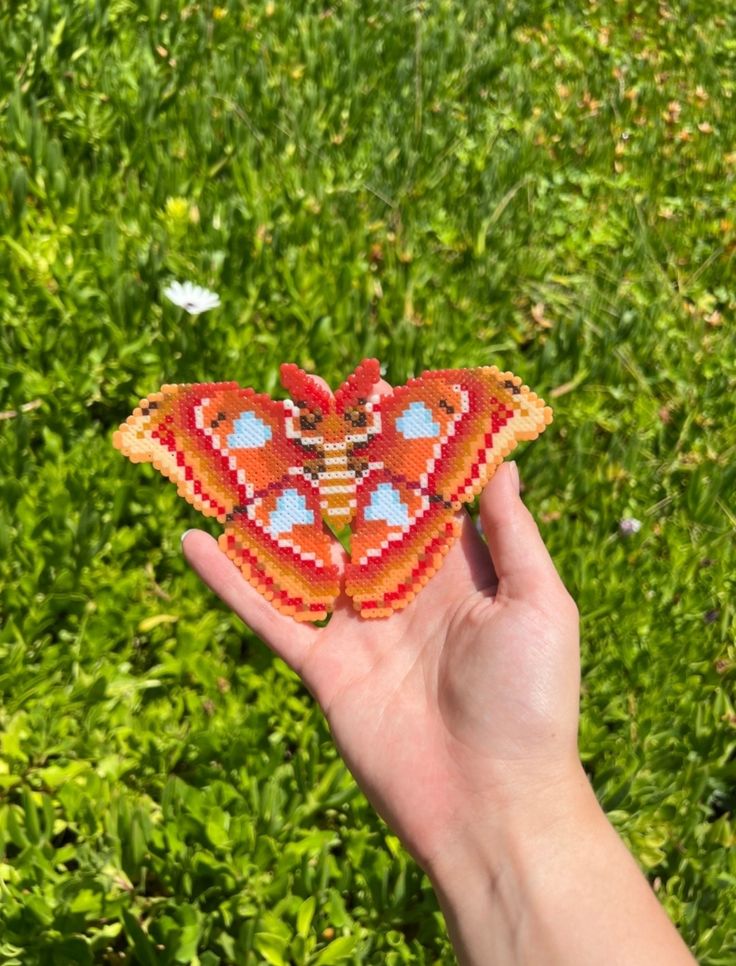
[316,444,356,525]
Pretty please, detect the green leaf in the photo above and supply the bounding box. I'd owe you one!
[313,935,360,964]
[205,807,231,850]
[296,895,316,938]
[20,787,41,844]
[122,911,159,966]
[254,932,290,966]
[25,894,54,927]
[50,937,92,966]
[138,613,179,633]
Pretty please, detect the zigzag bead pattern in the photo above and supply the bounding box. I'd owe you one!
[113,360,553,622]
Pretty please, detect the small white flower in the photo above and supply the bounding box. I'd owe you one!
[163,280,221,315]
[618,517,642,536]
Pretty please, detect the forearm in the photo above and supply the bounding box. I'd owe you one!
[428,765,696,966]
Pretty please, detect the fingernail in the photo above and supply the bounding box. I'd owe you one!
[181,529,195,545]
[508,461,520,495]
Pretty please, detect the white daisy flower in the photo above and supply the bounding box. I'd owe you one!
[163,280,221,315]
[618,517,642,536]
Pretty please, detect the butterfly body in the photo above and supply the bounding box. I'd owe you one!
[114,360,552,622]
[279,393,382,532]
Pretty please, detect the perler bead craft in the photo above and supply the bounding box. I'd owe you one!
[113,360,552,622]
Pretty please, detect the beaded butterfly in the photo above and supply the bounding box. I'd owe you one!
[113,360,552,621]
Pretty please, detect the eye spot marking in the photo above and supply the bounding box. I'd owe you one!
[267,488,315,535]
[345,408,368,428]
[227,411,272,449]
[396,401,440,439]
[299,410,323,431]
[365,483,409,527]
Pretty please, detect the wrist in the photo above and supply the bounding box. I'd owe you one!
[426,759,695,966]
[425,758,599,889]
[426,760,604,965]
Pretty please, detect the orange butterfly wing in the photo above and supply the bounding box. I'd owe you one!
[113,383,339,621]
[344,367,552,617]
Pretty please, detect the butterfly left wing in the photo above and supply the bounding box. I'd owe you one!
[344,366,552,617]
[113,383,340,621]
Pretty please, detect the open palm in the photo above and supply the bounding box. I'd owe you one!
[183,457,580,872]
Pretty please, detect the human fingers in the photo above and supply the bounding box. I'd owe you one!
[305,373,333,396]
[456,508,499,593]
[304,371,392,398]
[479,462,575,610]
[370,377,393,400]
[181,528,318,673]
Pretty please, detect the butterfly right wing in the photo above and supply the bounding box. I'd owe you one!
[344,367,552,616]
[113,383,340,621]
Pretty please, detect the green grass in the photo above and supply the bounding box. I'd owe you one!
[1,0,735,962]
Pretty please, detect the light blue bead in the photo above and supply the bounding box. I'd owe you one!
[396,401,440,439]
[269,489,314,534]
[227,411,272,449]
[365,483,410,527]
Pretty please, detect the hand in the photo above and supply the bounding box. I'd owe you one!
[181,379,582,873]
[182,377,696,965]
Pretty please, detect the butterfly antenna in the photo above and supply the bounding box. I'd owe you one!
[280,363,333,410]
[334,358,381,412]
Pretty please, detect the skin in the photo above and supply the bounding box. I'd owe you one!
[182,377,696,965]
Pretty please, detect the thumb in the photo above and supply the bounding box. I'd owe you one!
[479,461,569,605]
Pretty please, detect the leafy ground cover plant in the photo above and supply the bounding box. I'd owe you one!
[0,0,734,962]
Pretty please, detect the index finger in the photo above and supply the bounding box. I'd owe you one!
[182,529,319,674]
